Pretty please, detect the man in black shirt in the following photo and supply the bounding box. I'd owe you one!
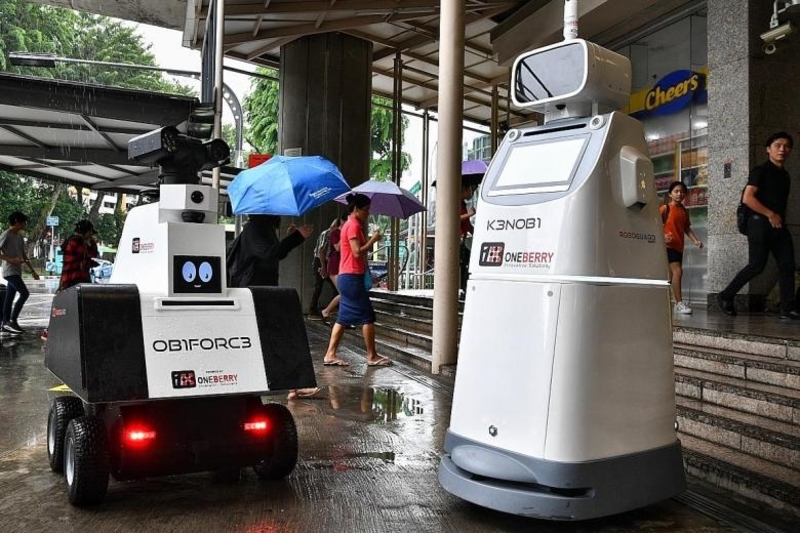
[718,132,798,319]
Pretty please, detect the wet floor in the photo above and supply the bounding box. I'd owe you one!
[0,282,786,532]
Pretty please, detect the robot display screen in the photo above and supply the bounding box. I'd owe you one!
[491,136,587,194]
[173,255,222,294]
[514,42,585,104]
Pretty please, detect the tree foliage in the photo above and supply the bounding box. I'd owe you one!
[243,67,280,155]
[0,1,193,255]
[244,75,410,180]
[370,96,411,182]
[0,1,191,94]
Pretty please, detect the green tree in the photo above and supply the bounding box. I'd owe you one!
[244,67,279,155]
[370,96,411,181]
[58,13,193,95]
[0,1,78,73]
[94,212,122,247]
[244,76,410,179]
[0,1,192,255]
[0,173,43,240]
[0,1,192,94]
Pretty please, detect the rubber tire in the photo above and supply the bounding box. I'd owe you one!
[252,403,298,480]
[47,396,84,473]
[64,416,110,505]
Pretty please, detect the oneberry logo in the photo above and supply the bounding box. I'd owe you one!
[171,370,196,389]
[479,242,505,266]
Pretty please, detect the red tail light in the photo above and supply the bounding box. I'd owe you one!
[124,426,157,447]
[244,419,269,433]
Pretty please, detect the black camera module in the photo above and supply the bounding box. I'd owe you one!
[190,191,205,204]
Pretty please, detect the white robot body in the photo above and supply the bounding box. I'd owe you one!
[103,184,271,398]
[48,183,316,403]
[452,113,675,461]
[438,40,685,520]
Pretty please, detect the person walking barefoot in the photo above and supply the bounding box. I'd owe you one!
[323,193,392,367]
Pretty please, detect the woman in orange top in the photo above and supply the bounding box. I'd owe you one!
[322,193,392,367]
[661,181,704,315]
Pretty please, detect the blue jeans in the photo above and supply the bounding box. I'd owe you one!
[2,275,29,323]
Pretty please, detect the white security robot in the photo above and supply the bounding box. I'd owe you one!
[44,127,316,505]
[438,34,685,519]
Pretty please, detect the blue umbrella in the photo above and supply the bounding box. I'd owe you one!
[335,180,425,219]
[228,155,350,216]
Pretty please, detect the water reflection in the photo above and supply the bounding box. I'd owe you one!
[326,386,424,423]
[0,336,21,355]
[371,388,424,422]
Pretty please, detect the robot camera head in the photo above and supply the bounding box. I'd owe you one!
[128,126,231,185]
[511,39,630,122]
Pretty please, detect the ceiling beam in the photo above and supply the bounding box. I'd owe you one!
[226,50,280,69]
[371,66,528,120]
[372,33,433,61]
[80,115,122,152]
[205,0,441,17]
[0,74,196,126]
[26,156,111,181]
[0,145,140,166]
[0,125,48,148]
[223,13,430,46]
[245,37,298,60]
[0,117,150,135]
[380,5,510,59]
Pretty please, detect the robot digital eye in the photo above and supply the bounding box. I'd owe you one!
[182,261,197,282]
[198,262,213,282]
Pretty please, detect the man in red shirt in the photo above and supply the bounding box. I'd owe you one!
[59,220,99,291]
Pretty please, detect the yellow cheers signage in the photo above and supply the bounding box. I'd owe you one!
[627,68,708,117]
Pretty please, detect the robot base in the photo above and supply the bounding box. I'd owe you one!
[48,394,298,505]
[438,431,685,521]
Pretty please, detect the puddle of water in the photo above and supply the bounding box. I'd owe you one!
[372,388,424,422]
[324,386,424,423]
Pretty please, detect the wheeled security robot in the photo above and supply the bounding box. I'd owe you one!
[44,127,317,505]
[437,29,686,520]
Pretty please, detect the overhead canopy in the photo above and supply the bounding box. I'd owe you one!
[180,0,700,127]
[29,0,703,128]
[0,73,240,194]
[183,0,534,126]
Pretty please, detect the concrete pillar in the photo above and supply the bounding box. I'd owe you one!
[211,0,225,190]
[431,0,464,374]
[707,0,800,311]
[277,33,373,310]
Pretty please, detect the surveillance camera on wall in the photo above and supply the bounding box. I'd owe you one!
[761,21,794,54]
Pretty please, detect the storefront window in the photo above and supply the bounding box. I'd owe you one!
[618,12,708,305]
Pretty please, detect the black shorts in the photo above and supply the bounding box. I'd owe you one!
[666,248,683,264]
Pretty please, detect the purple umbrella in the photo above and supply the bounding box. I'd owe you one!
[335,180,425,219]
[433,159,489,187]
[462,159,488,176]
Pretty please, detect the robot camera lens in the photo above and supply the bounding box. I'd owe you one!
[190,191,205,204]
